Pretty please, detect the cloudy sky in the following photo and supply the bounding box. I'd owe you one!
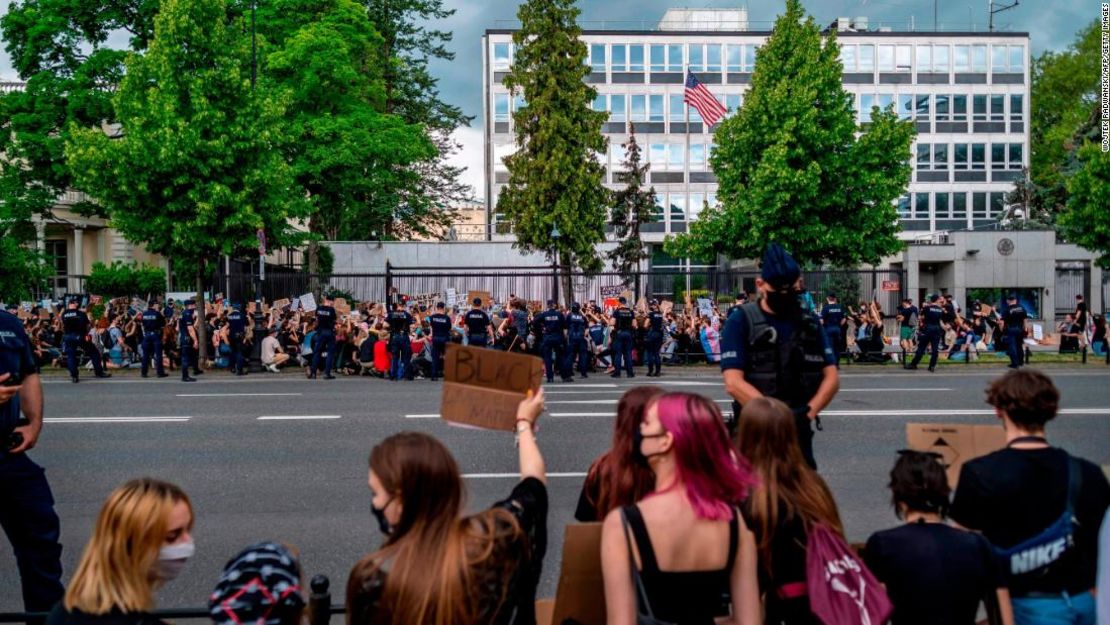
[0,0,1096,200]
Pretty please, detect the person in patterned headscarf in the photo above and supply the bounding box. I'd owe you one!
[209,542,305,625]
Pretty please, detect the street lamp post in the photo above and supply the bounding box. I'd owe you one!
[551,225,561,305]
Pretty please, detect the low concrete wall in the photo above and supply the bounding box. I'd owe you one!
[326,241,620,272]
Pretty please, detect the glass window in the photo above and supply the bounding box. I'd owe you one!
[670,194,686,222]
[668,144,684,167]
[915,94,931,120]
[934,94,950,121]
[652,193,665,219]
[689,44,704,71]
[896,194,911,219]
[954,143,969,170]
[916,143,931,170]
[650,44,666,72]
[493,143,514,171]
[725,44,741,71]
[860,94,875,123]
[973,94,987,121]
[705,191,716,209]
[896,45,912,71]
[494,93,510,122]
[989,192,1005,217]
[992,45,1007,72]
[610,142,626,165]
[841,44,857,71]
[689,144,705,168]
[668,44,684,71]
[859,44,875,71]
[953,192,967,219]
[724,93,742,113]
[650,144,666,166]
[743,45,756,71]
[897,94,913,120]
[972,192,987,218]
[877,93,892,112]
[971,45,987,71]
[493,43,511,70]
[954,45,970,72]
[611,44,627,72]
[669,94,685,122]
[706,44,722,72]
[610,94,626,122]
[1010,94,1023,119]
[990,94,1005,120]
[629,45,644,71]
[593,93,606,112]
[933,45,949,72]
[953,94,967,121]
[591,44,607,73]
[935,192,950,218]
[879,45,895,71]
[916,45,931,72]
[972,143,985,170]
[1009,143,1023,169]
[933,143,948,170]
[991,143,1005,169]
[512,94,525,111]
[1009,45,1024,72]
[648,94,664,122]
[688,192,704,221]
[914,192,929,219]
[630,94,646,122]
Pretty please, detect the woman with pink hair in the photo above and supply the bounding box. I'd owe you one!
[601,392,761,625]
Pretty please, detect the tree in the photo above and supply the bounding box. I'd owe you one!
[608,123,656,285]
[665,0,914,267]
[65,0,309,362]
[1059,144,1109,268]
[498,0,609,305]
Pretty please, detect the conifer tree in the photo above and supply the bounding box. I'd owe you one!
[608,123,657,284]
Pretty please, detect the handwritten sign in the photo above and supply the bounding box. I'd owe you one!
[599,285,624,299]
[1032,323,1043,341]
[697,297,713,317]
[446,288,458,307]
[440,343,543,431]
[409,292,440,309]
[466,290,492,309]
[299,293,317,312]
[335,297,351,315]
[273,298,291,310]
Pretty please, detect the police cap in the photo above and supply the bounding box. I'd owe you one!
[760,243,801,289]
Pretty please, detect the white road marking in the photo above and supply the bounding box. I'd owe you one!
[177,393,303,397]
[542,383,617,388]
[839,388,953,392]
[257,415,341,420]
[462,472,588,479]
[46,417,191,423]
[405,414,440,419]
[548,407,1110,418]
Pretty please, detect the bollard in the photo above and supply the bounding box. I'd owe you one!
[309,574,332,625]
[1024,345,1031,365]
[1082,346,1087,364]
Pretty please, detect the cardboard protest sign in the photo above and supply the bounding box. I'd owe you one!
[446,288,458,307]
[550,523,606,625]
[335,297,351,315]
[440,343,543,431]
[39,309,50,320]
[906,423,1006,488]
[273,298,291,310]
[299,293,317,312]
[620,290,633,304]
[466,290,492,309]
[1032,323,1044,341]
[697,297,713,317]
[660,300,674,315]
[599,285,623,299]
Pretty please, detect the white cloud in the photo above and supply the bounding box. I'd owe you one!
[446,124,486,205]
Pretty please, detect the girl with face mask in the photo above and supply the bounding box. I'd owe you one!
[51,478,194,625]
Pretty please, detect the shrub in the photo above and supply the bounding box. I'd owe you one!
[86,261,167,298]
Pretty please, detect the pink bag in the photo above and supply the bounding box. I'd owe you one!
[806,524,893,625]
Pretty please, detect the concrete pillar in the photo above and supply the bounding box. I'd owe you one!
[72,226,84,292]
[1091,265,1104,316]
[35,220,46,253]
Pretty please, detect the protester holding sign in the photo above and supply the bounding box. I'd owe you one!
[346,390,548,625]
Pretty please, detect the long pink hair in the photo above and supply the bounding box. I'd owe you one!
[652,392,756,520]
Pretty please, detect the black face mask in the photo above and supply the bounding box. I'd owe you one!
[632,428,667,466]
[371,496,394,536]
[765,288,803,317]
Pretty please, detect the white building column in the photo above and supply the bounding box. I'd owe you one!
[72,226,84,292]
[35,220,46,253]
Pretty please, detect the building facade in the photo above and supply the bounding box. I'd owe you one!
[481,10,1031,247]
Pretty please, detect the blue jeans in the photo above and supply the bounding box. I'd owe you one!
[1012,592,1095,625]
[1006,329,1025,368]
[312,330,336,376]
[643,332,663,373]
[568,337,589,375]
[613,330,634,376]
[63,334,104,378]
[389,335,411,380]
[541,336,566,381]
[0,452,64,612]
[825,328,842,366]
[141,332,164,375]
[430,338,448,379]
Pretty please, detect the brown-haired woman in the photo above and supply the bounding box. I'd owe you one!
[574,386,662,522]
[735,397,843,625]
[50,478,194,625]
[347,390,547,625]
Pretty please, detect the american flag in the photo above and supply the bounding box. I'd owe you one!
[684,72,727,128]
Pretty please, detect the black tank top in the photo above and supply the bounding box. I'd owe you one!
[624,504,738,624]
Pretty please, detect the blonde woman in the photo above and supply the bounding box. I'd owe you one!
[49,478,194,625]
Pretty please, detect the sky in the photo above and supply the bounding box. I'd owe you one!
[0,0,1096,201]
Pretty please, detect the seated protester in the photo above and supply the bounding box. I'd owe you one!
[347,390,548,625]
[409,330,431,380]
[734,397,843,625]
[865,451,1012,625]
[261,328,290,373]
[51,478,194,625]
[1057,314,1081,353]
[575,386,663,522]
[951,369,1110,625]
[601,392,760,625]
[357,331,378,375]
[947,317,979,361]
[371,330,391,378]
[209,542,304,625]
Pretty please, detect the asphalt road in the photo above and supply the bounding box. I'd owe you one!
[1,365,1108,615]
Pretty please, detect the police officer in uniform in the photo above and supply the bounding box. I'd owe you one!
[611,297,635,378]
[311,295,338,379]
[905,294,943,372]
[227,303,249,376]
[1000,293,1028,369]
[178,299,199,382]
[720,243,839,469]
[538,300,572,383]
[0,309,65,614]
[427,302,452,380]
[163,299,176,323]
[60,299,109,383]
[140,301,168,378]
[464,298,493,348]
[644,300,665,377]
[566,303,590,379]
[819,293,846,368]
[387,302,414,381]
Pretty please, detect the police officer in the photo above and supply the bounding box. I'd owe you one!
[819,293,846,368]
[720,243,839,469]
[60,299,109,383]
[566,303,590,379]
[178,299,199,382]
[428,302,452,381]
[387,302,414,381]
[0,308,65,614]
[538,300,572,383]
[163,298,176,323]
[310,295,338,379]
[227,303,249,376]
[644,300,665,377]
[140,300,168,378]
[1000,293,1028,369]
[464,297,493,348]
[611,297,636,378]
[905,294,944,372]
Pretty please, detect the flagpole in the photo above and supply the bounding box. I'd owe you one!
[684,65,692,298]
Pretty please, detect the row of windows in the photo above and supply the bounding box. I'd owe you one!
[491,41,1026,74]
[649,191,717,222]
[897,191,1009,220]
[591,93,742,123]
[858,92,1023,123]
[916,143,1024,171]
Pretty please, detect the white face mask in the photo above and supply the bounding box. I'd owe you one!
[152,540,195,582]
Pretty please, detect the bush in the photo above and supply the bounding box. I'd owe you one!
[86,261,167,298]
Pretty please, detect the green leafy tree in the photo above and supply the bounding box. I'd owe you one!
[498,0,609,305]
[86,261,167,298]
[665,0,913,267]
[608,123,657,285]
[0,227,50,303]
[65,0,309,362]
[1059,144,1109,268]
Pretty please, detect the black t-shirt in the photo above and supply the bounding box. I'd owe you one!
[1074,301,1087,327]
[1002,306,1027,331]
[316,305,337,331]
[62,309,90,335]
[428,313,452,339]
[465,309,491,335]
[896,305,918,328]
[740,501,817,625]
[865,522,1000,625]
[47,606,167,625]
[920,303,944,328]
[614,307,635,331]
[950,447,1110,596]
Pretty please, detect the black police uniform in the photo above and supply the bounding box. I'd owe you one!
[566,309,589,378]
[1002,303,1028,368]
[61,307,105,381]
[428,311,452,380]
[644,309,665,376]
[311,304,337,378]
[908,301,944,371]
[178,307,199,380]
[538,308,569,383]
[464,309,492,348]
[720,302,835,469]
[387,309,414,381]
[0,311,64,613]
[612,306,636,378]
[140,305,167,377]
[819,302,846,366]
[227,308,249,375]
